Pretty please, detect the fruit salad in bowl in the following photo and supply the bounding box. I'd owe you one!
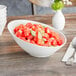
[14,23,63,47]
[8,20,67,57]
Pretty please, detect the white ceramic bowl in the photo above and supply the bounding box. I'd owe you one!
[7,20,67,57]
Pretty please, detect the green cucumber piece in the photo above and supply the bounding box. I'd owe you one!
[38,32,42,39]
[43,26,46,28]
[43,38,47,41]
[31,29,36,36]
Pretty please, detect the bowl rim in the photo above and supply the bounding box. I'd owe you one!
[7,19,67,48]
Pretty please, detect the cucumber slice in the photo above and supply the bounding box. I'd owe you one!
[42,40,45,45]
[38,28,45,36]
[31,29,36,36]
[38,32,42,39]
[43,38,47,41]
[43,26,46,28]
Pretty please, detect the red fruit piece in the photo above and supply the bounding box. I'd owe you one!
[43,43,49,47]
[30,40,35,44]
[45,27,53,38]
[27,34,34,40]
[23,28,30,37]
[57,38,63,46]
[19,37,26,41]
[48,37,57,46]
[26,39,30,43]
[52,32,59,39]
[15,30,22,37]
[36,39,44,46]
[25,23,33,28]
[31,24,39,31]
[14,26,19,33]
[14,24,25,33]
[51,39,57,46]
[43,33,49,39]
[45,27,51,33]
[19,24,25,28]
[52,32,63,46]
[38,24,44,30]
[33,36,37,43]
[31,25,36,31]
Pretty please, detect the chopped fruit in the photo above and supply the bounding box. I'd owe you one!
[30,40,35,44]
[43,33,49,39]
[51,39,57,46]
[14,22,63,47]
[24,28,30,37]
[57,38,63,46]
[36,31,42,39]
[19,37,26,41]
[27,34,33,40]
[38,24,44,31]
[43,37,48,42]
[15,30,22,37]
[31,24,36,31]
[25,22,32,28]
[37,39,44,46]
[27,39,30,42]
[31,24,38,31]
[45,27,51,34]
[49,37,57,46]
[14,24,25,33]
[30,29,36,36]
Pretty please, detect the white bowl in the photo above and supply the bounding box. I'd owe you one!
[7,20,67,57]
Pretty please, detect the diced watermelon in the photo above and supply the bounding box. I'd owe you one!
[45,27,51,34]
[19,37,26,41]
[57,38,63,46]
[27,34,34,40]
[51,39,57,46]
[31,24,39,31]
[15,30,22,37]
[14,24,25,33]
[23,28,30,37]
[30,40,35,44]
[25,23,32,28]
[36,31,42,39]
[43,33,49,39]
[36,39,44,46]
[48,37,57,46]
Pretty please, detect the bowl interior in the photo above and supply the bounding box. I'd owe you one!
[7,20,67,48]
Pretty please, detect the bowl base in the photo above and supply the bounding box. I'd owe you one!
[29,53,52,58]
